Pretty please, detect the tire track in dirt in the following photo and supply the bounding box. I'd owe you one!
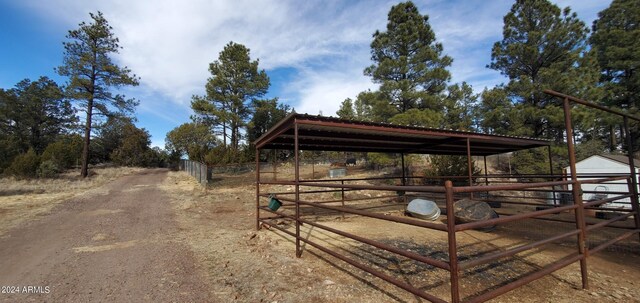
[0,169,212,302]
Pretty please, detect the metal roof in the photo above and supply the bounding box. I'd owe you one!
[599,154,640,168]
[254,114,551,156]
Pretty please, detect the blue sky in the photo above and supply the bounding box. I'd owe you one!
[0,0,611,148]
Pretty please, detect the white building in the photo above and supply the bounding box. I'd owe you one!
[564,154,640,209]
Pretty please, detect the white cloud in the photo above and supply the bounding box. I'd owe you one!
[15,0,611,121]
[291,65,378,116]
[19,0,390,107]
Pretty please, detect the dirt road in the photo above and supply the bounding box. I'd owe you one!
[0,169,211,302]
[2,168,640,303]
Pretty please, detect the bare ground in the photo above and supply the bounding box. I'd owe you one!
[163,167,640,303]
[0,168,210,302]
[1,168,640,302]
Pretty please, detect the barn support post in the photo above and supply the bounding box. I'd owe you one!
[312,152,315,179]
[256,148,261,231]
[483,155,489,199]
[401,153,406,186]
[562,97,589,289]
[341,180,345,220]
[466,138,473,199]
[548,145,557,205]
[273,149,278,181]
[483,156,488,185]
[623,117,640,241]
[445,180,460,303]
[294,122,301,258]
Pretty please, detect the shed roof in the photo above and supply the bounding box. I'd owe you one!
[600,154,640,168]
[254,114,550,156]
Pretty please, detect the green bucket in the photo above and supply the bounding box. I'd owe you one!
[268,197,282,211]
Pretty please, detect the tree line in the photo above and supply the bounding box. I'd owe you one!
[13,1,631,177]
[0,12,165,179]
[335,0,639,175]
[164,0,638,175]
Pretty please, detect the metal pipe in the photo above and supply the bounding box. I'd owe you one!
[483,155,488,186]
[295,123,301,257]
[401,153,406,186]
[466,138,474,201]
[451,180,572,193]
[583,194,633,208]
[445,181,460,303]
[623,117,640,242]
[588,229,640,255]
[341,180,345,220]
[261,181,448,193]
[259,189,360,196]
[256,149,261,230]
[544,89,640,122]
[298,218,450,270]
[548,145,557,205]
[291,199,448,231]
[526,215,636,230]
[299,234,448,303]
[579,176,630,184]
[281,194,399,204]
[586,212,634,232]
[562,96,589,290]
[458,229,580,270]
[466,252,583,303]
[455,204,577,231]
[257,206,450,269]
[311,152,315,180]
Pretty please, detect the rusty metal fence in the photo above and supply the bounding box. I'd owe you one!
[179,159,211,186]
[253,90,640,302]
[257,174,638,302]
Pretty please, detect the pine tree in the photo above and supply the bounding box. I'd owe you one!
[591,0,640,112]
[336,98,355,120]
[363,1,452,126]
[57,11,139,177]
[488,0,600,141]
[192,42,269,152]
[0,77,75,174]
[485,0,603,174]
[591,0,640,151]
[246,98,291,144]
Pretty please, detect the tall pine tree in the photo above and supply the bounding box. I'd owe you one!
[363,1,453,126]
[57,11,139,177]
[484,0,602,174]
[591,0,640,152]
[487,0,600,141]
[191,42,269,152]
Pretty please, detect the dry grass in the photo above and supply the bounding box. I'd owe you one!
[0,166,145,236]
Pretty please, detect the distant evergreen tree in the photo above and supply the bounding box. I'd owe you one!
[57,11,139,177]
[246,98,291,144]
[165,123,218,163]
[336,98,355,120]
[0,77,77,174]
[191,42,269,152]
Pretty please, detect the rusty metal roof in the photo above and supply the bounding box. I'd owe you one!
[254,114,550,156]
